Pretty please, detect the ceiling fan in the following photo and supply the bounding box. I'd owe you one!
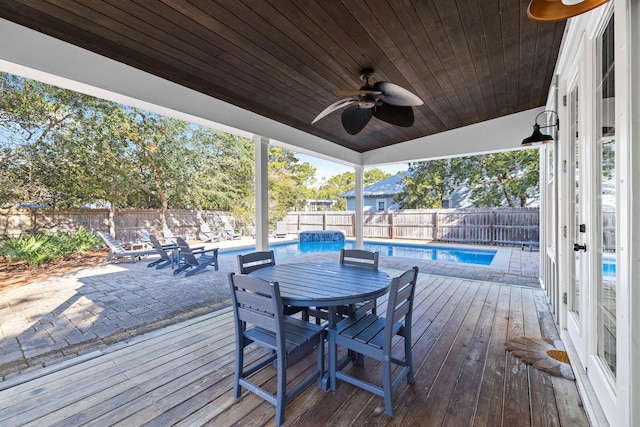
[312,69,423,135]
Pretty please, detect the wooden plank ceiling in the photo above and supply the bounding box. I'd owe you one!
[0,1,564,153]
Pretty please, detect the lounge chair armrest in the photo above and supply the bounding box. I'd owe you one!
[193,247,219,256]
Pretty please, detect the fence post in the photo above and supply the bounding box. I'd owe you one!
[434,211,439,241]
[390,212,395,239]
[490,210,494,245]
[31,209,37,235]
[352,212,356,237]
[323,211,327,230]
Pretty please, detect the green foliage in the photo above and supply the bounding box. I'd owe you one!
[397,160,452,208]
[0,72,321,227]
[398,151,539,208]
[268,147,316,223]
[313,168,393,210]
[456,151,540,207]
[0,226,102,267]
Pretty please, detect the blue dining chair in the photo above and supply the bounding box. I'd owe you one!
[228,273,325,426]
[329,266,419,417]
[308,249,380,324]
[237,251,308,319]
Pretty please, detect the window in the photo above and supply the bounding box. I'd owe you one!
[377,200,386,211]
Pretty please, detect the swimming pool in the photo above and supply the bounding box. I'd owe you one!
[219,240,503,267]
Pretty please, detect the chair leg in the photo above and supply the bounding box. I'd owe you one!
[404,330,415,383]
[383,357,394,417]
[329,331,337,392]
[317,331,325,389]
[275,353,286,426]
[233,344,243,398]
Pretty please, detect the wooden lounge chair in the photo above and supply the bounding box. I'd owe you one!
[147,234,178,269]
[163,227,179,244]
[222,221,241,240]
[200,223,221,243]
[273,221,288,238]
[173,237,219,277]
[97,231,156,264]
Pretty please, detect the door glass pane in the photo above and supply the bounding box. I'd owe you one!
[598,16,616,377]
[571,86,581,317]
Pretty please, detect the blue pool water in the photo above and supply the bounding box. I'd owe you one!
[603,258,616,278]
[219,241,497,266]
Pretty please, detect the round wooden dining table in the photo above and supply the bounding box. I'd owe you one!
[248,261,390,326]
[249,261,391,390]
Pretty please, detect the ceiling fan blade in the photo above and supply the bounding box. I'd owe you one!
[335,89,382,97]
[311,98,356,124]
[341,106,373,135]
[373,81,423,106]
[372,102,415,127]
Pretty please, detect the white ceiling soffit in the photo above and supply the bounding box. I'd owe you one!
[362,107,545,166]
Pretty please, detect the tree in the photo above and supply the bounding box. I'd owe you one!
[0,72,97,207]
[268,147,316,223]
[398,151,539,209]
[314,168,393,210]
[456,151,539,207]
[397,160,453,209]
[0,71,329,230]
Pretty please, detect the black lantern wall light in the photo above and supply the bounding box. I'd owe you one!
[522,110,559,146]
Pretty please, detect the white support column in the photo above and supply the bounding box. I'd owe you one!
[254,135,269,251]
[355,165,364,249]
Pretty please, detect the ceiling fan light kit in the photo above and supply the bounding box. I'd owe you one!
[527,0,610,22]
[312,69,423,135]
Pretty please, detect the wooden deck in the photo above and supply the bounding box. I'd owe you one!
[0,273,589,426]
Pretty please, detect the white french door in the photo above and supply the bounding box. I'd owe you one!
[566,80,588,366]
[563,13,618,425]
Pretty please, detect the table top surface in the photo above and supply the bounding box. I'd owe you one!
[248,262,390,307]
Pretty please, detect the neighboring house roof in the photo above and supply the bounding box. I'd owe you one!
[340,171,412,198]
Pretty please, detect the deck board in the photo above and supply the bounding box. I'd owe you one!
[0,274,590,426]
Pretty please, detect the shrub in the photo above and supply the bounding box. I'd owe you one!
[0,227,103,267]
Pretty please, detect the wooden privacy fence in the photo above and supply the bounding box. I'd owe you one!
[284,208,541,246]
[0,208,233,243]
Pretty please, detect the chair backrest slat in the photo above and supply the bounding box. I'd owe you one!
[237,307,277,332]
[340,249,379,270]
[97,231,125,253]
[176,237,198,266]
[392,299,412,324]
[149,234,171,260]
[235,289,276,314]
[237,250,276,274]
[385,267,419,343]
[228,273,284,337]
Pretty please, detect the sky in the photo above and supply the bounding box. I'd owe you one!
[296,153,408,187]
